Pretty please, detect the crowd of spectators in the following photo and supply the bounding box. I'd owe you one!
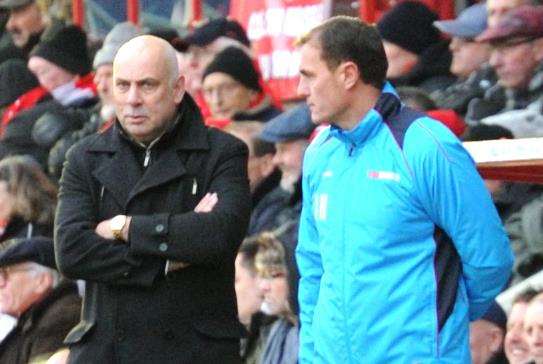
[0,0,542,362]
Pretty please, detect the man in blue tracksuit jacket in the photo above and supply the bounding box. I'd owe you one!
[295,17,514,363]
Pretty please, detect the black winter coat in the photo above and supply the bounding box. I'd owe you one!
[55,95,251,363]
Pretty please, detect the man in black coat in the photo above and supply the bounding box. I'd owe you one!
[54,35,251,363]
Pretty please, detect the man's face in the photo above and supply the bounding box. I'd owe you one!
[525,301,543,363]
[487,0,528,28]
[0,263,42,317]
[450,37,491,79]
[6,3,45,48]
[490,40,541,90]
[298,42,349,124]
[382,41,419,79]
[202,72,256,120]
[184,44,219,95]
[258,269,288,316]
[273,139,307,192]
[469,320,505,364]
[505,302,531,364]
[94,64,114,106]
[113,49,184,143]
[234,254,263,326]
[28,56,75,92]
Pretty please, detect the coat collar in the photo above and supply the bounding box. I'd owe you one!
[87,94,208,209]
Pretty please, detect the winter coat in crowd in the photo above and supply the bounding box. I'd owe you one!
[467,64,543,123]
[432,64,497,117]
[0,280,81,364]
[0,217,53,245]
[55,95,251,363]
[0,93,97,169]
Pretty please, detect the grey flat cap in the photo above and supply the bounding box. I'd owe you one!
[260,103,316,143]
[0,0,33,9]
[434,3,487,39]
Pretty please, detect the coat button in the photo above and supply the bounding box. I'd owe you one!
[159,243,168,252]
[123,271,131,278]
[155,224,165,233]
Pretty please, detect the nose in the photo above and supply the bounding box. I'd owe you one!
[6,14,16,32]
[489,49,502,69]
[258,277,270,293]
[297,77,309,98]
[126,84,142,105]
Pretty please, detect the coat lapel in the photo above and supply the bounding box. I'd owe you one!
[127,148,187,203]
[90,128,143,209]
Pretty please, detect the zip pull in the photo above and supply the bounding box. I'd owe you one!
[192,178,198,195]
[349,144,354,157]
[143,149,151,167]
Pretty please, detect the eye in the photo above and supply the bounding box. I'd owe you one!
[116,81,129,92]
[141,80,158,92]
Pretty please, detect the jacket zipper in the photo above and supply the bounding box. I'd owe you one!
[143,148,151,167]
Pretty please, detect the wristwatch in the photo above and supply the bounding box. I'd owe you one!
[110,215,127,241]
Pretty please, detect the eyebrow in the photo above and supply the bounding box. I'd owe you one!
[115,77,160,85]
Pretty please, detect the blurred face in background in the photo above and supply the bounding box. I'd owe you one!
[489,39,543,90]
[6,3,45,48]
[234,254,263,327]
[450,37,491,79]
[505,302,532,364]
[487,0,529,28]
[258,268,289,316]
[0,263,46,318]
[202,72,257,120]
[94,64,114,106]
[28,56,75,92]
[382,41,419,79]
[272,139,308,192]
[525,300,543,364]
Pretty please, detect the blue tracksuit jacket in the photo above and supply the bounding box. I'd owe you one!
[296,83,514,363]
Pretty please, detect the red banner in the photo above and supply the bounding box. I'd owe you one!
[230,0,331,101]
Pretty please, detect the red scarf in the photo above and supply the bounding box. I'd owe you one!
[1,86,49,136]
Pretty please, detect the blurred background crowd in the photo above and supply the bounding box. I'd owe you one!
[0,0,543,363]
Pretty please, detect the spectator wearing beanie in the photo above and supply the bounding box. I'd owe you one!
[202,46,281,125]
[0,25,97,169]
[45,22,144,181]
[377,1,455,93]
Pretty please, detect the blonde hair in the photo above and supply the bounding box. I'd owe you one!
[251,232,287,278]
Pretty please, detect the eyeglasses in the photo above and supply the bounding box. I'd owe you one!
[0,265,34,286]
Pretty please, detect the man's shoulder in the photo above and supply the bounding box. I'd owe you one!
[207,126,248,153]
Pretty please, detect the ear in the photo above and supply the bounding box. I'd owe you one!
[489,327,504,353]
[173,75,186,104]
[249,89,260,103]
[259,154,276,178]
[339,61,360,90]
[34,271,53,296]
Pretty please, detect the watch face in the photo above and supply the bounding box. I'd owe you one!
[111,216,126,231]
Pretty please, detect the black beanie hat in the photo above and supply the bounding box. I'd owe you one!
[377,1,441,55]
[0,59,39,107]
[30,25,91,76]
[202,46,261,92]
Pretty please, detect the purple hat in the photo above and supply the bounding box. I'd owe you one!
[477,5,543,43]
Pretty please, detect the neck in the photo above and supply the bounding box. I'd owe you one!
[335,85,381,130]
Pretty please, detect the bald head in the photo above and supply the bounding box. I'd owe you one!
[115,35,180,86]
[112,35,186,143]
